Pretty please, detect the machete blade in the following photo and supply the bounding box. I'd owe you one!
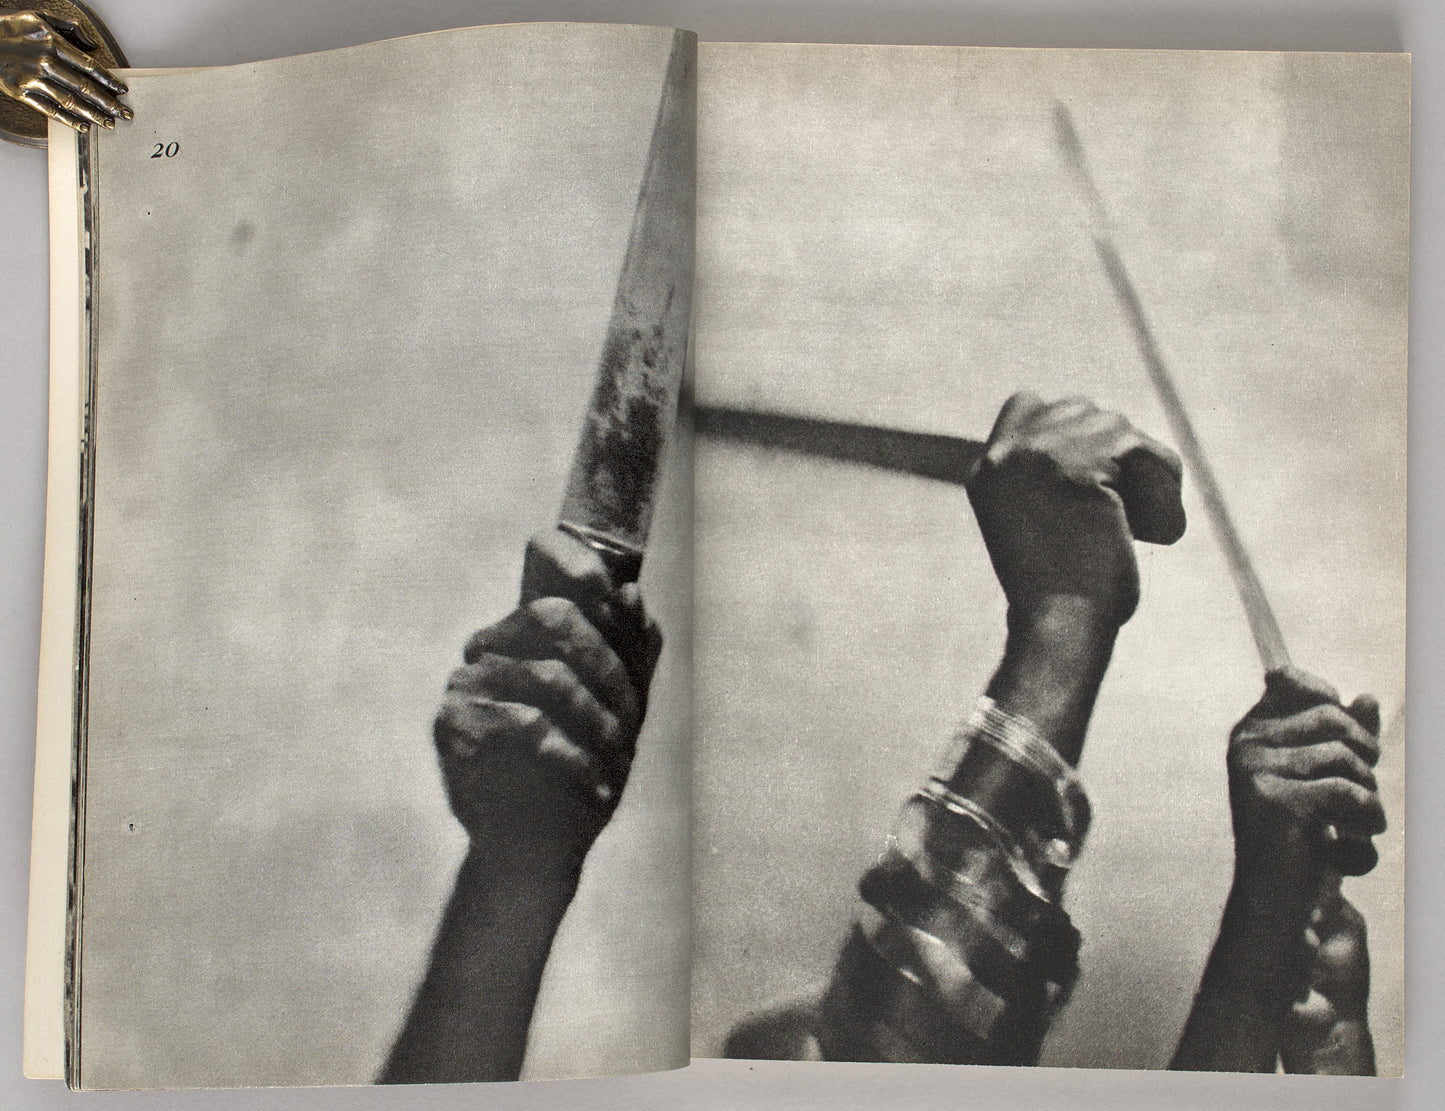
[557,32,695,583]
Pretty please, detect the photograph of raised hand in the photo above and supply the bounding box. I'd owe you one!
[691,44,1404,1074]
[1172,668,1385,1073]
[384,529,665,1083]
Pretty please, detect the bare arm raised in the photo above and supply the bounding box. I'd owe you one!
[728,393,1186,1063]
[381,528,661,1083]
[1171,668,1384,1072]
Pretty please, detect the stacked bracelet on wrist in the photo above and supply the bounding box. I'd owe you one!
[930,696,1090,896]
[818,698,1091,1065]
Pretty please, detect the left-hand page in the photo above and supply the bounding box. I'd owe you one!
[27,20,695,1089]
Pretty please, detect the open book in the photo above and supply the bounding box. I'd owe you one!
[23,21,1407,1088]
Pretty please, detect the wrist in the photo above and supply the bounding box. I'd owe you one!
[1215,880,1314,992]
[465,824,593,890]
[988,597,1119,766]
[1228,858,1319,934]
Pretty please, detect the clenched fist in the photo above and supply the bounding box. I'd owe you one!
[1229,668,1384,885]
[966,392,1185,632]
[434,529,662,870]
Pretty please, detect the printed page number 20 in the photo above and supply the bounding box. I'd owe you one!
[151,142,180,158]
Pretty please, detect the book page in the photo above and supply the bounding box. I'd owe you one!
[58,21,693,1088]
[23,118,86,1083]
[691,42,1406,1073]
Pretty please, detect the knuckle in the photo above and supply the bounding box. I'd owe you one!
[432,703,476,757]
[532,657,569,689]
[527,595,580,633]
[1255,774,1290,807]
[593,708,624,749]
[513,703,546,732]
[1313,704,1353,736]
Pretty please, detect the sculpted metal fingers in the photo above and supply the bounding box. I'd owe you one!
[965,391,1186,630]
[0,7,130,132]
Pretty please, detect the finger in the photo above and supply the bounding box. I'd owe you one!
[610,582,665,695]
[614,581,645,629]
[43,63,128,121]
[46,16,100,53]
[536,723,620,804]
[1346,694,1382,738]
[1033,407,1184,542]
[51,37,128,96]
[1289,988,1339,1033]
[1251,703,1381,767]
[18,89,90,132]
[449,655,629,760]
[1309,903,1371,1008]
[433,696,545,760]
[1314,902,1368,958]
[1115,442,1186,544]
[1277,776,1388,839]
[435,697,611,802]
[1083,414,1185,545]
[464,598,640,723]
[1264,739,1378,793]
[23,77,114,128]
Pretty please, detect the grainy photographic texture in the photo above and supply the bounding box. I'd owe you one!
[691,44,1406,1072]
[57,28,1406,1087]
[73,23,693,1088]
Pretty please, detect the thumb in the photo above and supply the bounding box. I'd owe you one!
[1114,439,1186,545]
[1254,666,1341,719]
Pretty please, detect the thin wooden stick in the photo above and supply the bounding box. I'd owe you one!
[1053,104,1291,672]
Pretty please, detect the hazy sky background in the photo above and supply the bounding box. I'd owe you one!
[691,44,1407,1071]
[79,23,691,1088]
[69,29,1408,1086]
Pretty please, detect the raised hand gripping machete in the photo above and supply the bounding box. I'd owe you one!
[522,33,694,603]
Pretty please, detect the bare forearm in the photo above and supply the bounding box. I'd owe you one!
[380,847,583,1083]
[810,612,1113,1065]
[986,597,1118,764]
[1170,890,1306,1072]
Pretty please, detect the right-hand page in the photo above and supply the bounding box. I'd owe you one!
[691,43,1406,1074]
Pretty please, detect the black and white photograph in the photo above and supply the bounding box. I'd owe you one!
[690,42,1405,1075]
[30,20,695,1089]
[0,3,1433,1110]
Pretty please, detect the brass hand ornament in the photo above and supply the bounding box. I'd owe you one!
[0,3,129,146]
